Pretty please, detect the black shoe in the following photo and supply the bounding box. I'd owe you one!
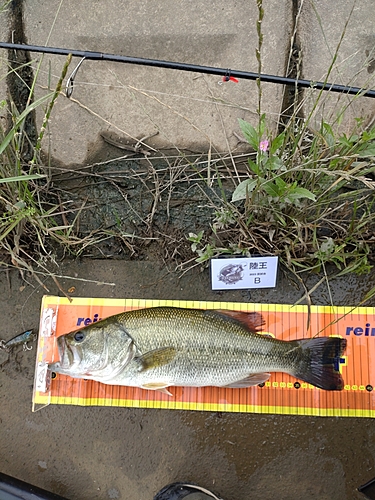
[153,482,224,500]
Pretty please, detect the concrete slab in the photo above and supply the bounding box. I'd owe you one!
[1,260,375,500]
[22,0,291,165]
[299,0,375,133]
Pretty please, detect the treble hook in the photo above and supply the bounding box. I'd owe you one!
[66,57,86,98]
[0,330,36,351]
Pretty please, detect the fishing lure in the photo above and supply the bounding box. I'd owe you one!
[0,330,36,351]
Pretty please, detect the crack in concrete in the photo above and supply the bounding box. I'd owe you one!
[279,0,305,128]
[6,0,37,162]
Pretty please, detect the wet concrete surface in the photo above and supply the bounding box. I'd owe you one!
[1,260,375,500]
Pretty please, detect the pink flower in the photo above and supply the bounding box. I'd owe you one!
[259,140,269,152]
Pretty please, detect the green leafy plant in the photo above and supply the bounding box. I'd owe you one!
[186,0,375,280]
[188,113,375,277]
[232,115,316,207]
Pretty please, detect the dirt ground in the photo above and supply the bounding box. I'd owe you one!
[1,260,375,500]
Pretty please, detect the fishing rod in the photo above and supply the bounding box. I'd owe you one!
[1,41,375,98]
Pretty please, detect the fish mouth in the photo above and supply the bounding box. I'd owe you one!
[54,336,83,373]
[50,333,134,379]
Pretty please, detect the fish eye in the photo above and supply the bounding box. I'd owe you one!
[74,331,85,342]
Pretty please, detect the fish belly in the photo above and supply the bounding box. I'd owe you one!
[109,352,258,388]
[101,308,286,388]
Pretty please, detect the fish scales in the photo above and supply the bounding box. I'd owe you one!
[114,308,286,385]
[50,307,347,392]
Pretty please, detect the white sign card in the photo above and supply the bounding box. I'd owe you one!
[211,256,278,290]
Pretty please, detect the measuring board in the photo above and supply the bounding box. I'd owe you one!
[32,296,375,417]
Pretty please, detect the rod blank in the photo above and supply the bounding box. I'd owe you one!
[1,41,375,98]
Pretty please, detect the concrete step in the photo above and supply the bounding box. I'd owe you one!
[1,1,374,166]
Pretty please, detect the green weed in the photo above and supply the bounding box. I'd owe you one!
[189,112,375,277]
[188,0,375,280]
[0,54,96,286]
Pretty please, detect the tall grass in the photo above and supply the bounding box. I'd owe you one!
[188,0,375,281]
[0,53,91,287]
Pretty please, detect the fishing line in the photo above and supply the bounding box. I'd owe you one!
[1,42,375,98]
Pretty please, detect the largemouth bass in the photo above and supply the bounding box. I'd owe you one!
[49,307,346,392]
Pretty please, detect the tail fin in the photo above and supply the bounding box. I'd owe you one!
[293,337,347,391]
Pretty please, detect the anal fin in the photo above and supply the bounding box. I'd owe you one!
[223,372,270,388]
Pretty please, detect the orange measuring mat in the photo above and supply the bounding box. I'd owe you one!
[32,296,375,417]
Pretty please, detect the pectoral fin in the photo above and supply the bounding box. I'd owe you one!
[223,372,270,388]
[137,347,176,371]
[141,383,173,396]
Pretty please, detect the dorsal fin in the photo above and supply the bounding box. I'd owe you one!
[210,310,265,332]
